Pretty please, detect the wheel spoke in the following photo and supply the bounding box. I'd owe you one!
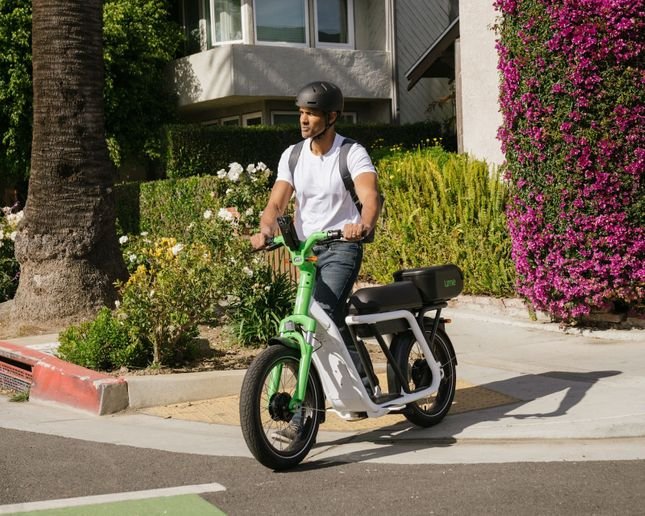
[240,345,324,468]
[398,330,457,427]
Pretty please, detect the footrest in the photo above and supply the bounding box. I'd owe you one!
[372,393,404,405]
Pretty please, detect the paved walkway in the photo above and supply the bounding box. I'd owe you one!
[1,300,644,465]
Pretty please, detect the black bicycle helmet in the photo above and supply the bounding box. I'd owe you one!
[295,81,344,113]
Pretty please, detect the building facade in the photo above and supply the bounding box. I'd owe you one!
[172,0,456,130]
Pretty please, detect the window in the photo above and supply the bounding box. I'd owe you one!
[255,0,307,45]
[210,0,243,44]
[221,115,240,126]
[338,112,357,124]
[180,0,203,54]
[243,112,263,126]
[271,111,356,126]
[271,111,300,126]
[315,0,353,47]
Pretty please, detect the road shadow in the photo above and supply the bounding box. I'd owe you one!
[302,369,622,468]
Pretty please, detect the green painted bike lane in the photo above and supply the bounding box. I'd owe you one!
[14,494,224,515]
[0,483,227,515]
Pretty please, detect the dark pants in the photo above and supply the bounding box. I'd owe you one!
[313,241,365,375]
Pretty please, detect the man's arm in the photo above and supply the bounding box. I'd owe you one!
[250,180,294,249]
[343,172,380,240]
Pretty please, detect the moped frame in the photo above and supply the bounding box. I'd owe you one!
[268,231,444,421]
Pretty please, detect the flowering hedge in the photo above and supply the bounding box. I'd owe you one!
[0,209,21,301]
[495,0,644,320]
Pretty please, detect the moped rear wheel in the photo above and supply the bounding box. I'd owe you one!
[239,344,324,470]
[392,329,457,427]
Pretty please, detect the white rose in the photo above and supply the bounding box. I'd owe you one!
[217,208,234,222]
[9,231,17,241]
[228,162,243,182]
[118,235,128,245]
[203,209,213,220]
[171,243,184,256]
[242,266,253,277]
[217,169,227,179]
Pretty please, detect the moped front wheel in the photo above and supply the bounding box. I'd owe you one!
[391,329,457,427]
[239,344,324,470]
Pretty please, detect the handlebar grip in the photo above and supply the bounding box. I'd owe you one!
[264,241,283,252]
[326,230,343,240]
[251,236,282,253]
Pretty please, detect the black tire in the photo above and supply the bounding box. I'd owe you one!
[239,345,324,470]
[390,328,457,427]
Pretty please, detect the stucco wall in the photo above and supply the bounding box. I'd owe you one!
[459,0,504,165]
[173,45,391,110]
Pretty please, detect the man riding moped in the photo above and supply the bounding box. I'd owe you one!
[242,81,460,470]
[251,80,381,384]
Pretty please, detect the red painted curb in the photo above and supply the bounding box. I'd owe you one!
[0,341,129,415]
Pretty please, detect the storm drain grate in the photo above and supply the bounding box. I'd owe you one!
[0,358,32,393]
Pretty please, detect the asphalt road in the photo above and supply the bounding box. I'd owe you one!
[2,428,645,515]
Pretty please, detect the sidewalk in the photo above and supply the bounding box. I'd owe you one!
[1,297,645,464]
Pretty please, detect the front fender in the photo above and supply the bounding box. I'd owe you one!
[268,336,299,350]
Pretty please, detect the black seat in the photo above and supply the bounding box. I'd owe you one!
[349,281,423,315]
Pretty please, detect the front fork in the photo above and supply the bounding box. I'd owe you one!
[267,258,318,413]
[268,317,316,412]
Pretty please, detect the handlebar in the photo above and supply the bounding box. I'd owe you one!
[260,229,343,252]
[253,216,355,256]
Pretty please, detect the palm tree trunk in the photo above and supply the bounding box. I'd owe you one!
[11,0,126,327]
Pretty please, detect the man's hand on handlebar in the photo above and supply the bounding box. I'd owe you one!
[342,223,368,242]
[250,231,272,250]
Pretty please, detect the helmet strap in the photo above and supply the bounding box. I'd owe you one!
[313,112,338,140]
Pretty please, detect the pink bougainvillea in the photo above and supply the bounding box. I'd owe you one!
[495,0,644,320]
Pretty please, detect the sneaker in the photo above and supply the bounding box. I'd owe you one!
[273,412,304,443]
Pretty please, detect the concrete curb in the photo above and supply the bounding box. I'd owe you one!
[126,369,246,409]
[447,296,645,342]
[0,341,128,415]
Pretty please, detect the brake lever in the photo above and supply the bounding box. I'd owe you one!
[251,237,283,253]
[318,229,344,245]
[264,241,283,252]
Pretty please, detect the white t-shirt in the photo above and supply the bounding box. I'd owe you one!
[276,134,377,240]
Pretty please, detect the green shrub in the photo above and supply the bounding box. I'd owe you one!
[60,225,258,371]
[363,146,515,297]
[117,237,214,365]
[57,307,149,371]
[115,161,270,239]
[228,265,296,347]
[161,122,453,179]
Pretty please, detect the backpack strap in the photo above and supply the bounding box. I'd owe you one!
[338,138,362,213]
[288,140,305,175]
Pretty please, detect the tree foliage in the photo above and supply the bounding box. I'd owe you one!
[103,0,183,166]
[0,0,32,186]
[0,0,182,184]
